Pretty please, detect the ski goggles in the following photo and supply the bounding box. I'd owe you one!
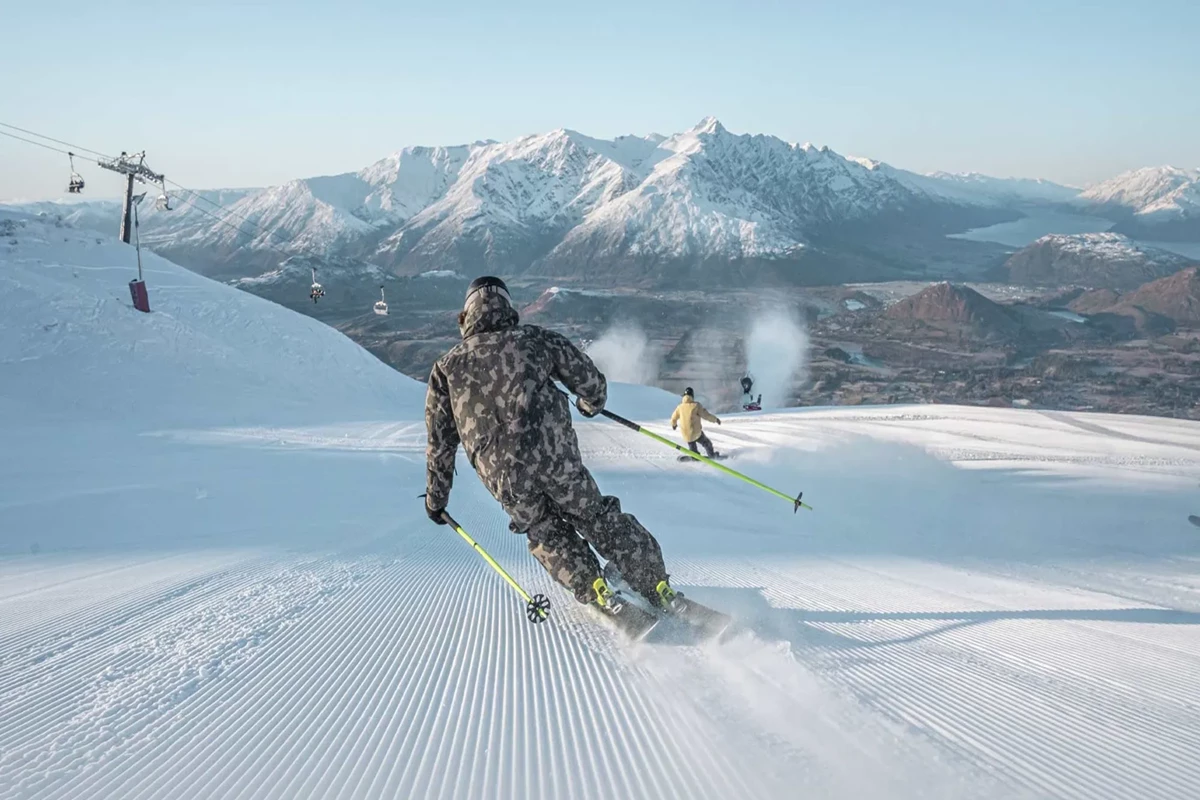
[465,282,511,306]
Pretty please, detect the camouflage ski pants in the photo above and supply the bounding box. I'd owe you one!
[501,463,667,605]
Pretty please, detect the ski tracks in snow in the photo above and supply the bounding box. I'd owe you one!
[681,555,1200,800]
[6,409,1200,798]
[0,550,382,798]
[0,504,973,800]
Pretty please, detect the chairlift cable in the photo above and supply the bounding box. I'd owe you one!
[163,180,317,254]
[0,128,93,158]
[0,122,114,160]
[1,123,301,254]
[1,121,338,300]
[176,201,296,261]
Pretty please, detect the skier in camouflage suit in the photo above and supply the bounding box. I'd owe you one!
[423,276,675,610]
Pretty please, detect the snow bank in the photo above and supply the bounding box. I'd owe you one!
[0,216,423,429]
[0,215,428,560]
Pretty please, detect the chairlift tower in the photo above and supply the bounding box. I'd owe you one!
[97,151,169,243]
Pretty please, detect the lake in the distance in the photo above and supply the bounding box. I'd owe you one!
[948,209,1200,260]
[947,210,1113,247]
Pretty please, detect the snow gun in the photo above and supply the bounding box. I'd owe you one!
[440,510,551,623]
[576,396,813,513]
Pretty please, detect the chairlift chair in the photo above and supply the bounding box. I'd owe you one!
[373,285,388,316]
[309,266,325,303]
[67,152,85,194]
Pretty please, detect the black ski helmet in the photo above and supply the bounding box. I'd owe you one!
[684,387,694,398]
[465,275,510,306]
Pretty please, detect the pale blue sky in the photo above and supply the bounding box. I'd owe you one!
[2,0,1197,200]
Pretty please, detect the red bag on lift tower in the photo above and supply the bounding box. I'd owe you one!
[129,279,150,313]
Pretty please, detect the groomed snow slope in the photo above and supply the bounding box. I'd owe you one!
[4,219,1200,799]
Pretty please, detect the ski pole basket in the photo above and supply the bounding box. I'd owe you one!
[526,594,551,623]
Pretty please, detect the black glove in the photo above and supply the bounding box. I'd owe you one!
[576,397,601,418]
[422,495,447,525]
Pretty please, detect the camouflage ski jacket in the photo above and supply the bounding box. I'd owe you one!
[670,395,720,443]
[424,292,607,511]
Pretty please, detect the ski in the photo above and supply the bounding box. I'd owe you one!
[602,562,734,643]
[658,590,735,641]
[595,593,662,640]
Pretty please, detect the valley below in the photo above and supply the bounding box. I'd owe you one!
[243,271,1200,422]
[206,208,1200,422]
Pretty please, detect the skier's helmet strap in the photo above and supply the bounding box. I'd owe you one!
[465,276,511,307]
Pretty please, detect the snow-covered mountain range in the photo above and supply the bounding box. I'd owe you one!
[1081,166,1200,220]
[6,119,1197,286]
[1078,166,1200,241]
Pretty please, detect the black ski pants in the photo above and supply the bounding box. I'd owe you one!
[688,433,716,458]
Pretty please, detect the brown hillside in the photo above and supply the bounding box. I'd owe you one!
[1068,289,1122,315]
[885,282,1017,335]
[1117,267,1200,325]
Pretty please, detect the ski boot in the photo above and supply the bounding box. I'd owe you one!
[653,579,684,613]
[592,577,659,640]
[653,579,733,640]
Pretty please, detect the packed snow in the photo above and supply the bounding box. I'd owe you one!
[4,217,1200,799]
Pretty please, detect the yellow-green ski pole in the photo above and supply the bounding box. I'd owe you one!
[441,510,550,622]
[593,405,814,513]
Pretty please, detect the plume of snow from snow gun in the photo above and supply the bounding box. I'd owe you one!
[677,327,726,403]
[745,309,809,410]
[587,323,661,385]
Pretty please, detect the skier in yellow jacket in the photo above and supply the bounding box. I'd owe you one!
[670,387,721,458]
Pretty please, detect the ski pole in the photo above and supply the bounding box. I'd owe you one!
[587,404,813,513]
[440,510,550,623]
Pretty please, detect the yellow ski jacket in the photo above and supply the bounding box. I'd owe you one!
[670,395,720,443]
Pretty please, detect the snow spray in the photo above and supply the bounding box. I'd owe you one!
[587,323,661,385]
[744,308,809,410]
